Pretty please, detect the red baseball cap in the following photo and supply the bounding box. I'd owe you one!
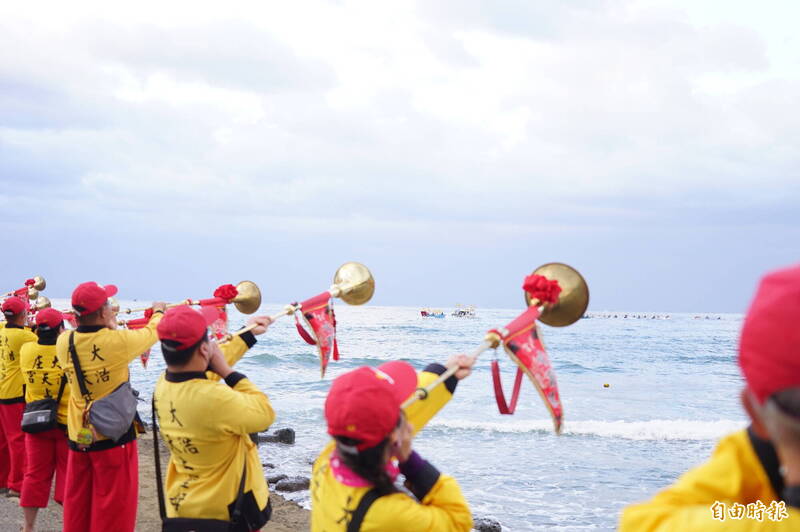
[2,297,26,316]
[739,264,800,403]
[325,361,417,451]
[157,306,218,352]
[71,282,118,316]
[36,308,64,330]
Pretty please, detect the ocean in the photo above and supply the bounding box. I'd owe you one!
[91,299,745,531]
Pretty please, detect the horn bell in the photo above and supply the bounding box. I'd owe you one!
[32,276,46,291]
[233,281,262,314]
[27,287,39,300]
[33,296,51,311]
[525,263,589,327]
[333,262,375,305]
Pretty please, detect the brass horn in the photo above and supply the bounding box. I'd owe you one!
[31,296,52,312]
[402,262,589,420]
[524,263,589,327]
[330,262,375,305]
[3,276,46,300]
[118,281,262,315]
[271,261,375,319]
[220,262,375,343]
[31,276,46,291]
[231,281,262,314]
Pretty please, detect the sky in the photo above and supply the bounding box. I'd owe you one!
[1,0,798,312]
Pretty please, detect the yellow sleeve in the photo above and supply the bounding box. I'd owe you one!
[24,329,37,344]
[19,343,33,371]
[404,363,457,435]
[620,431,781,531]
[205,332,255,382]
[220,332,251,366]
[121,311,163,363]
[216,375,275,435]
[363,475,473,532]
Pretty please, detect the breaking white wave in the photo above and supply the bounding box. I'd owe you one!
[428,418,747,441]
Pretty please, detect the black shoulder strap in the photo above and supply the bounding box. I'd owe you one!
[347,489,382,532]
[55,374,67,403]
[68,332,90,399]
[152,395,168,521]
[228,460,247,529]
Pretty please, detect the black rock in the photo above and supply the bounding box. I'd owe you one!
[275,476,310,492]
[262,462,275,469]
[267,473,287,484]
[473,517,502,532]
[257,427,296,445]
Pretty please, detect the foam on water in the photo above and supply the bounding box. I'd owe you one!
[429,418,747,441]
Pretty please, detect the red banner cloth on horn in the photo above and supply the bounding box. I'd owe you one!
[493,305,563,434]
[12,287,30,304]
[208,306,228,340]
[140,349,151,368]
[124,317,150,329]
[63,313,77,328]
[294,292,339,377]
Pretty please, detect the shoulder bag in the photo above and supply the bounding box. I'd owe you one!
[21,374,67,433]
[68,331,140,442]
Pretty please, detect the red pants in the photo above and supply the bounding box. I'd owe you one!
[0,402,26,491]
[63,440,138,532]
[20,428,68,507]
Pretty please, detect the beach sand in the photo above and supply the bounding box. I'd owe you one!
[0,432,310,531]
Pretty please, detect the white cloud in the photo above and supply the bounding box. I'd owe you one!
[1,0,798,235]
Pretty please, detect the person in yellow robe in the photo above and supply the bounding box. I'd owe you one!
[154,306,275,530]
[19,308,71,532]
[55,281,165,532]
[311,356,475,531]
[620,265,800,530]
[0,297,37,497]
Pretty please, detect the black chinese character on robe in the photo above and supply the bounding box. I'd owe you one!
[91,344,104,361]
[170,402,183,427]
[179,437,198,454]
[177,455,194,471]
[169,492,186,512]
[336,495,357,525]
[96,368,110,382]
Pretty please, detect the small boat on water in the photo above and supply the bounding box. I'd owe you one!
[451,304,477,318]
[420,308,445,318]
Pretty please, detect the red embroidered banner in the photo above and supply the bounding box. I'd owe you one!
[295,292,339,377]
[208,306,228,340]
[140,349,151,368]
[494,305,563,433]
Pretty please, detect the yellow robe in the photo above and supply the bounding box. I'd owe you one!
[153,332,275,523]
[311,364,473,532]
[621,429,798,530]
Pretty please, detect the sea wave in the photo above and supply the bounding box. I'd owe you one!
[428,418,746,441]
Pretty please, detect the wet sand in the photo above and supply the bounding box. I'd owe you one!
[0,433,309,531]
